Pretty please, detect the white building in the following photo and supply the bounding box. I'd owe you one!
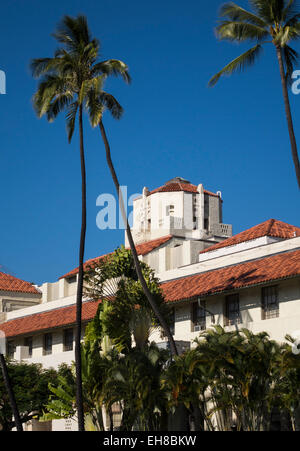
[0,272,41,321]
[1,177,300,431]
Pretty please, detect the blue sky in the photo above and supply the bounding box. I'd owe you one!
[0,0,299,285]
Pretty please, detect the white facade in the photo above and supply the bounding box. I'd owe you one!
[1,178,300,431]
[129,178,232,246]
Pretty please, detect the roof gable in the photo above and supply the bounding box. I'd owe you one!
[162,248,300,302]
[149,182,219,197]
[60,235,173,279]
[2,248,300,338]
[0,272,40,295]
[200,219,300,255]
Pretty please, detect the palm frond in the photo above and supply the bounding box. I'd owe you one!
[32,14,130,138]
[283,44,300,85]
[287,21,300,40]
[249,0,283,24]
[46,91,74,122]
[283,0,300,22]
[53,15,95,51]
[66,101,78,143]
[99,92,124,120]
[92,59,131,84]
[273,25,292,45]
[33,74,72,117]
[216,20,269,41]
[219,2,268,27]
[86,92,105,128]
[285,11,300,27]
[79,75,105,106]
[208,44,263,87]
[78,79,94,105]
[31,57,62,78]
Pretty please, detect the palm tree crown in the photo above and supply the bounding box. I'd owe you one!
[209,0,300,87]
[209,0,300,188]
[31,15,130,431]
[31,15,130,140]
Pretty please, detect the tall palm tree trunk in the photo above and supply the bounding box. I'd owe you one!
[275,45,300,189]
[75,105,87,431]
[0,354,23,431]
[99,119,178,357]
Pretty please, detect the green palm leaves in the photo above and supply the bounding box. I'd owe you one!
[31,15,131,431]
[84,246,172,354]
[31,15,130,141]
[209,44,263,87]
[209,0,300,87]
[209,0,300,188]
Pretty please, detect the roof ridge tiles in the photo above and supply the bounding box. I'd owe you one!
[2,248,300,338]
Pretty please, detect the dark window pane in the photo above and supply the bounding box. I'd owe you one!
[43,333,52,355]
[225,294,241,326]
[63,329,73,352]
[192,300,206,331]
[7,341,15,358]
[262,286,279,320]
[24,337,33,357]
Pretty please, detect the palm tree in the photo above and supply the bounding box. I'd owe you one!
[209,0,300,189]
[31,15,101,431]
[84,57,179,357]
[0,354,23,431]
[84,246,174,354]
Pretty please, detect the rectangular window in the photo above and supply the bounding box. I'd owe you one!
[63,328,73,352]
[225,294,241,326]
[192,300,206,332]
[262,286,279,320]
[43,333,52,355]
[24,337,33,358]
[7,341,15,358]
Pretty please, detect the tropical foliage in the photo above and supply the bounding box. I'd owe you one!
[31,15,130,430]
[42,287,300,431]
[83,246,173,353]
[164,326,300,431]
[0,359,60,431]
[42,248,173,431]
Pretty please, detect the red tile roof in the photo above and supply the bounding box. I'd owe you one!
[60,235,173,279]
[149,182,219,198]
[2,248,300,338]
[162,248,300,303]
[200,219,300,255]
[135,235,173,256]
[0,272,41,295]
[0,301,101,338]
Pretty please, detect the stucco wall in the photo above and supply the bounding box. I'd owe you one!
[151,278,300,347]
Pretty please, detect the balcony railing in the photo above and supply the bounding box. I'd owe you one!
[211,223,233,237]
[159,216,184,230]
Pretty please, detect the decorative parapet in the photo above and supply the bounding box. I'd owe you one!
[211,223,233,237]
